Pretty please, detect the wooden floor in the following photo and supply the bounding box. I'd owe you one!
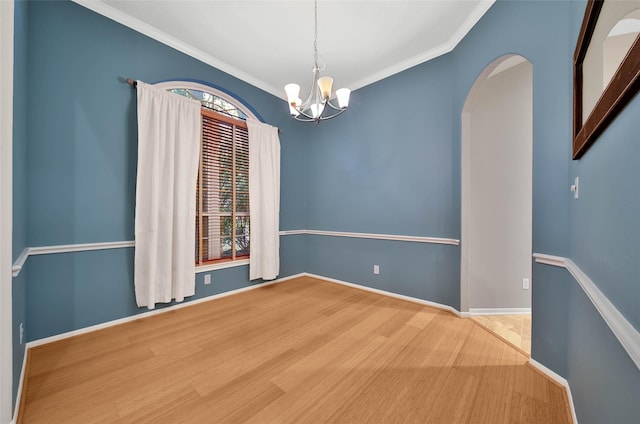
[19,277,572,424]
[472,314,532,355]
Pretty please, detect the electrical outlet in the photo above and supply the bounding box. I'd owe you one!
[373,265,380,275]
[522,278,530,290]
[204,274,211,285]
[20,323,24,345]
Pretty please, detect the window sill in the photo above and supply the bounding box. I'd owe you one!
[196,258,249,273]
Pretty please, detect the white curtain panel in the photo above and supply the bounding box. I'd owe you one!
[134,81,201,309]
[247,118,281,281]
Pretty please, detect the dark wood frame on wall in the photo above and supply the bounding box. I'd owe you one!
[573,0,640,159]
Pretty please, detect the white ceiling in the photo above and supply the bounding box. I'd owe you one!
[74,0,495,99]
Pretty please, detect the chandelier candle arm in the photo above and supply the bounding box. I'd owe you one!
[284,0,351,123]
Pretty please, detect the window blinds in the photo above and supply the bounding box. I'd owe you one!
[196,109,249,265]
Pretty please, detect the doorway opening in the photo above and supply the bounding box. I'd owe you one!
[460,55,533,354]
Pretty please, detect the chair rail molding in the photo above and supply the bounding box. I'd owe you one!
[13,230,461,278]
[12,241,136,277]
[533,253,640,370]
[279,229,460,245]
[303,272,462,317]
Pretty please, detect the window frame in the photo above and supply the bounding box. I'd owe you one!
[155,81,257,272]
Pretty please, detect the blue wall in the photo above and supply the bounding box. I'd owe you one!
[302,52,460,308]
[564,1,640,420]
[565,96,640,422]
[530,262,570,377]
[11,0,28,410]
[569,95,640,331]
[306,54,456,238]
[565,269,639,424]
[19,0,305,342]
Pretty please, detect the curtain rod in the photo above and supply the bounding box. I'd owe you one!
[125,78,282,134]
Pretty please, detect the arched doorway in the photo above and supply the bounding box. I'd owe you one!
[461,55,533,353]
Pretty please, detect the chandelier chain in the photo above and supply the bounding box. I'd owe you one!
[313,0,318,68]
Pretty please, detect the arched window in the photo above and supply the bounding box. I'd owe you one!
[156,81,257,269]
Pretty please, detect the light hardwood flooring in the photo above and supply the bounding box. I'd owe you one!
[19,277,571,423]
[471,314,532,355]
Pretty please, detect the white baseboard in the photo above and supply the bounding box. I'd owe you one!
[27,273,304,348]
[528,358,578,424]
[14,273,306,421]
[304,273,576,423]
[11,347,27,424]
[26,271,460,348]
[528,358,568,386]
[301,272,462,317]
[469,307,531,316]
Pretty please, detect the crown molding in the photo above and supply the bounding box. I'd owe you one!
[70,0,283,98]
[72,0,495,97]
[348,0,495,91]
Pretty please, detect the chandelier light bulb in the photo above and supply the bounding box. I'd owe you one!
[284,83,301,104]
[317,77,334,100]
[336,88,351,108]
[310,103,325,118]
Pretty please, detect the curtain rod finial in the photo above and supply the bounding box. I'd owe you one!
[122,77,137,88]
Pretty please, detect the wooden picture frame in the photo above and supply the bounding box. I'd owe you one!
[573,0,640,159]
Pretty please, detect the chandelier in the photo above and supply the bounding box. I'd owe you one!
[284,0,351,123]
